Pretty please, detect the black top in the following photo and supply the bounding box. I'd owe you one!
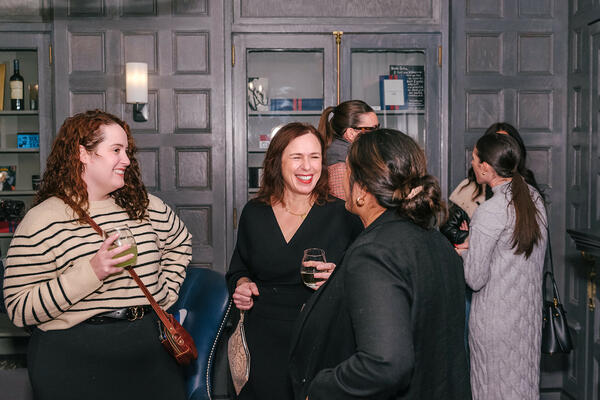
[227,198,362,301]
[289,210,472,400]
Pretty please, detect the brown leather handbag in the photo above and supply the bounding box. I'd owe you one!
[84,212,198,365]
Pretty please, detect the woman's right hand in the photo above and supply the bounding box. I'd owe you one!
[233,278,260,310]
[89,233,134,280]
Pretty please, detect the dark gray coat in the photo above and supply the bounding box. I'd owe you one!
[289,210,472,400]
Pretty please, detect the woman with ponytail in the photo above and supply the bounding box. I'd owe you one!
[289,129,471,400]
[458,133,547,399]
[317,100,378,200]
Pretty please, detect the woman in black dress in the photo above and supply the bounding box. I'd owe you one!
[226,122,362,400]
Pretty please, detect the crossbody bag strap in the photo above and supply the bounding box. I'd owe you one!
[82,212,174,329]
[543,225,562,304]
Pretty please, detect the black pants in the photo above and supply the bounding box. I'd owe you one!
[28,313,186,400]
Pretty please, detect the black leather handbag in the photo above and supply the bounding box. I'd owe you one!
[440,203,470,245]
[541,235,573,355]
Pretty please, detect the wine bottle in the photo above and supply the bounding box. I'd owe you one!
[10,59,24,111]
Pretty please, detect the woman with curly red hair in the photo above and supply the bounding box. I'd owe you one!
[3,110,192,400]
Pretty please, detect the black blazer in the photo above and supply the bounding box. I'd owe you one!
[289,210,472,400]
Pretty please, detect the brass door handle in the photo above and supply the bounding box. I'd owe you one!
[589,268,597,311]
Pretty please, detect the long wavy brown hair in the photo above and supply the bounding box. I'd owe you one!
[255,122,330,206]
[34,109,149,221]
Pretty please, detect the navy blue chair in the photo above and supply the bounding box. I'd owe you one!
[170,267,231,400]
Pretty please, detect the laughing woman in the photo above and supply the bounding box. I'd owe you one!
[227,122,362,400]
[2,110,192,400]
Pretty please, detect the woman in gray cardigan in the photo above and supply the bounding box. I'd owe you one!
[458,133,547,399]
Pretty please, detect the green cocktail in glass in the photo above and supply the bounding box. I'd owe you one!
[105,225,137,268]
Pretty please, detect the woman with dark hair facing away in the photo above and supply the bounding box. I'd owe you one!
[457,133,547,399]
[289,129,471,400]
[317,100,379,200]
[442,122,542,246]
[2,110,192,400]
[227,122,362,400]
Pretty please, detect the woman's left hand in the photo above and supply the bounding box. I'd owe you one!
[454,237,469,256]
[312,262,336,289]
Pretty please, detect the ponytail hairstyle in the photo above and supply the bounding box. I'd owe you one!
[475,133,542,258]
[463,122,543,201]
[317,100,374,147]
[347,128,446,229]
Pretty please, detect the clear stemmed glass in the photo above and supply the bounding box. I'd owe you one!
[301,248,326,289]
[104,225,138,268]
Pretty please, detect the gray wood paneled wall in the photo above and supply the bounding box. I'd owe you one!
[0,0,581,398]
[50,0,227,272]
[566,1,600,399]
[450,0,569,396]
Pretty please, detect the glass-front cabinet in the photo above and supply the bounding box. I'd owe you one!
[232,33,442,224]
[0,32,52,364]
[232,34,335,207]
[342,34,442,181]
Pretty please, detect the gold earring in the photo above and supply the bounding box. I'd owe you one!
[355,196,365,207]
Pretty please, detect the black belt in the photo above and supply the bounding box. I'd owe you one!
[85,305,153,324]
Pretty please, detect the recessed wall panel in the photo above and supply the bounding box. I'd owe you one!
[466,91,501,130]
[517,91,552,130]
[518,0,552,17]
[526,147,551,186]
[173,0,207,15]
[69,91,106,116]
[240,0,433,18]
[178,206,211,247]
[572,146,582,188]
[0,0,43,16]
[466,0,502,17]
[572,29,582,73]
[68,0,104,16]
[123,32,158,73]
[518,34,553,73]
[467,34,502,73]
[573,87,582,129]
[121,0,156,16]
[174,32,209,74]
[176,148,210,189]
[174,90,210,132]
[69,32,105,73]
[137,148,159,191]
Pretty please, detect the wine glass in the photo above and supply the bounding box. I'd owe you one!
[301,248,326,289]
[104,225,138,268]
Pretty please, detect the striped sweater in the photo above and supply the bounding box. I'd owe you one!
[3,194,192,331]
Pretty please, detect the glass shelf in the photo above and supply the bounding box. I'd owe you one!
[0,148,39,153]
[0,111,38,116]
[0,190,36,196]
[248,111,323,117]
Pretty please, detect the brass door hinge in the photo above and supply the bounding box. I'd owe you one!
[232,44,235,67]
[49,44,53,65]
[438,46,442,66]
[233,207,238,230]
